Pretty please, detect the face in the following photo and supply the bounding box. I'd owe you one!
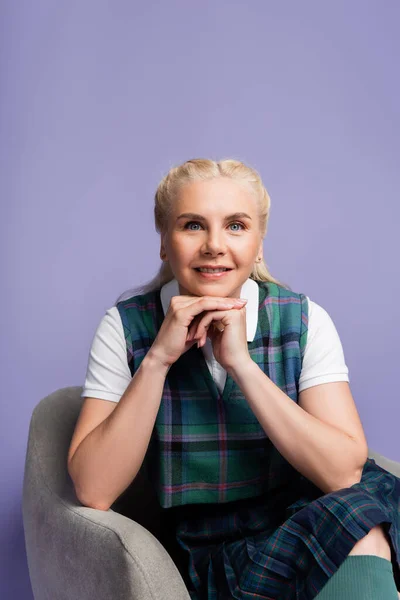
[160,177,263,298]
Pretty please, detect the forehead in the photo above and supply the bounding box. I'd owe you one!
[175,177,257,212]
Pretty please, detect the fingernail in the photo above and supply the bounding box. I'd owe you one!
[236,298,247,303]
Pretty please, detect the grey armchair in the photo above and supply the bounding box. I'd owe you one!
[22,387,400,600]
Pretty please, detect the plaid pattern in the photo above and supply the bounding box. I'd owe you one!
[117,280,309,508]
[171,457,400,599]
[117,281,400,598]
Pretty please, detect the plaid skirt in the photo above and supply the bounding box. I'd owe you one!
[166,458,400,600]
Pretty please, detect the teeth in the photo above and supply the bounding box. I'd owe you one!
[198,268,228,273]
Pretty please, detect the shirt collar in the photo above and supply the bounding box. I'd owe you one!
[160,277,259,342]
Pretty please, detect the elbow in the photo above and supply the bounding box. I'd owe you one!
[68,461,111,512]
[84,500,111,512]
[323,471,362,494]
[338,467,364,490]
[348,439,369,484]
[327,446,369,493]
[323,442,369,494]
[75,486,112,511]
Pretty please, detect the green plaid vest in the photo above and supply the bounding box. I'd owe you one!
[116,280,309,508]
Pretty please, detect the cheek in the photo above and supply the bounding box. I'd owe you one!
[169,237,189,255]
[235,242,258,258]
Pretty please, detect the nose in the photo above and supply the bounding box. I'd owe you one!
[201,231,227,256]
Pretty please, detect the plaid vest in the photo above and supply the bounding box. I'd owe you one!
[116,280,309,508]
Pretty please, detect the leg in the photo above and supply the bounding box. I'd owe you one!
[315,525,399,599]
[348,524,399,598]
[348,523,391,560]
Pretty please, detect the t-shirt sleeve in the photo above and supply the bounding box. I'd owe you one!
[298,297,350,393]
[81,306,132,402]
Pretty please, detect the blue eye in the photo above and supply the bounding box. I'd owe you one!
[185,222,201,231]
[229,222,244,231]
[184,221,245,231]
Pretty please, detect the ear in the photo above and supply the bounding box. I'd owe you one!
[160,235,166,260]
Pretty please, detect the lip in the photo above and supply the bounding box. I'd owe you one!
[194,265,233,269]
[193,268,232,280]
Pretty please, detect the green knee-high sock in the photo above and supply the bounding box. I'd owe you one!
[315,555,398,600]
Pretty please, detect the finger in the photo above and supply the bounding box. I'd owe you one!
[207,324,216,343]
[195,323,211,347]
[186,300,247,341]
[198,329,210,348]
[173,295,234,309]
[180,296,245,320]
[177,295,244,307]
[197,303,247,341]
[187,325,198,341]
[187,313,205,339]
[195,310,231,342]
[187,304,237,339]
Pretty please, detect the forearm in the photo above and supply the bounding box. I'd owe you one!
[69,352,169,510]
[229,360,366,494]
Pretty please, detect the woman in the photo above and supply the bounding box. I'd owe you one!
[68,158,400,599]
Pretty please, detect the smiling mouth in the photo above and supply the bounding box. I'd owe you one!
[193,268,233,272]
[192,268,233,280]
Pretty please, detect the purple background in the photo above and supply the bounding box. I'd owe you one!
[1,1,399,597]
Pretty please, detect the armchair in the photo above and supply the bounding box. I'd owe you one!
[22,386,400,599]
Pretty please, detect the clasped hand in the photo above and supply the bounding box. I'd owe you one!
[187,298,250,371]
[150,294,251,373]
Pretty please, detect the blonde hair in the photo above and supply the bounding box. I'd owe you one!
[115,158,291,304]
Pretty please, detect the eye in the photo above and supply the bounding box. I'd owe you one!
[229,222,245,232]
[184,221,245,231]
[184,221,201,231]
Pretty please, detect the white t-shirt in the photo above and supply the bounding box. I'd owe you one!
[81,278,349,402]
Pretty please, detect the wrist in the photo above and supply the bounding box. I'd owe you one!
[227,356,257,380]
[143,349,171,376]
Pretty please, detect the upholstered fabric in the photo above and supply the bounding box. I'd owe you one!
[22,386,400,599]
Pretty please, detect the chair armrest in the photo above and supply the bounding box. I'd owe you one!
[368,449,400,478]
[23,484,191,600]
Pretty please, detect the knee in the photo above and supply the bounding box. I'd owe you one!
[349,524,392,561]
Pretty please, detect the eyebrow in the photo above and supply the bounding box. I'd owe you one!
[176,212,252,222]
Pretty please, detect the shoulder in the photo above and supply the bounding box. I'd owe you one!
[93,306,125,343]
[256,280,308,307]
[305,296,343,343]
[256,281,310,325]
[116,289,161,344]
[116,289,157,309]
[299,296,349,391]
[81,306,131,402]
[115,289,160,321]
[257,280,303,299]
